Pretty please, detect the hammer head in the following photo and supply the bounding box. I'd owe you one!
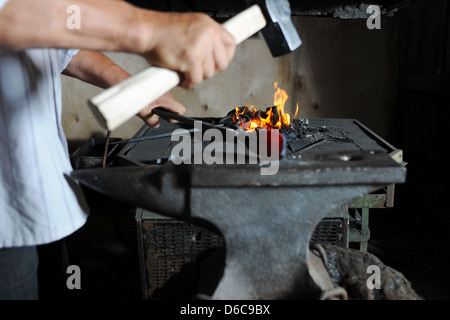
[258,0,302,57]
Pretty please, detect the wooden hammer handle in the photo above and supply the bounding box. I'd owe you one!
[88,5,267,131]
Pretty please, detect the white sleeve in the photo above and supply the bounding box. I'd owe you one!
[0,0,79,72]
[0,0,10,10]
[58,49,80,73]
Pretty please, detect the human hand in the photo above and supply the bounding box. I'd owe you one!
[137,92,186,128]
[141,12,236,88]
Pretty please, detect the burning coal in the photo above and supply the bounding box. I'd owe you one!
[229,82,298,132]
[217,83,324,153]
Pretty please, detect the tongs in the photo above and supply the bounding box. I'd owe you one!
[107,108,231,146]
[152,108,231,133]
[109,108,286,159]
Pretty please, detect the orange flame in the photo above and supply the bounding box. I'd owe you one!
[233,82,297,132]
[273,82,291,127]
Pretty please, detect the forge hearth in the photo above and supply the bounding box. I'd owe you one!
[114,116,403,167]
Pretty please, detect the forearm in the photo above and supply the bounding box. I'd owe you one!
[63,50,130,89]
[1,0,236,89]
[63,49,186,127]
[0,0,151,53]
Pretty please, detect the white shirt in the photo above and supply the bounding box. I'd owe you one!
[0,0,89,248]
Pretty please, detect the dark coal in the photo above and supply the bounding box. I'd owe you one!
[222,106,303,132]
[288,131,324,153]
[209,107,357,154]
[218,107,327,152]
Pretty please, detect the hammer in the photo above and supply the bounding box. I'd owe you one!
[89,0,301,131]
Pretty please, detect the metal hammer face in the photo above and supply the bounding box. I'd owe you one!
[258,0,302,57]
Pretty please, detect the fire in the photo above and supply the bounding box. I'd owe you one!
[232,82,298,132]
